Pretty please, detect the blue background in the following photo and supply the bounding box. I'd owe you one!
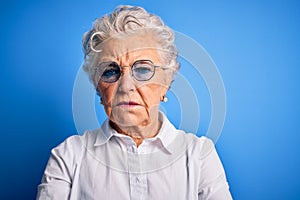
[1,0,299,199]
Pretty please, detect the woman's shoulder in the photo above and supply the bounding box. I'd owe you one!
[175,130,216,159]
[51,129,98,157]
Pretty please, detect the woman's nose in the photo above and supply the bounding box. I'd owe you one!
[117,69,136,93]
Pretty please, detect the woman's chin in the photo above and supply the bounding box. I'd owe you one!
[110,109,149,128]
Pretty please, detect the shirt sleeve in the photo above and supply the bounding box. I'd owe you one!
[198,138,233,200]
[36,136,79,200]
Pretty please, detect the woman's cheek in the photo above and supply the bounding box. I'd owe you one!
[142,88,162,109]
[99,84,116,104]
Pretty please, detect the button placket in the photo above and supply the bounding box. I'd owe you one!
[126,144,148,199]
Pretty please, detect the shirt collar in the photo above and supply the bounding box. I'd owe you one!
[93,119,115,146]
[93,112,178,154]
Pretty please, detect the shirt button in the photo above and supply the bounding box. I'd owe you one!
[136,176,140,183]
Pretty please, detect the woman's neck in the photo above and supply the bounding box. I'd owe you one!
[109,116,162,147]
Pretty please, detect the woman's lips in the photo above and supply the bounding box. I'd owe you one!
[117,101,140,108]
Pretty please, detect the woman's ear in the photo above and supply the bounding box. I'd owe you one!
[163,69,173,90]
[159,70,172,101]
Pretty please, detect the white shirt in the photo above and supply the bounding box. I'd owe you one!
[37,113,232,200]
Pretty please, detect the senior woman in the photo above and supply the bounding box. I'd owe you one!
[37,5,232,200]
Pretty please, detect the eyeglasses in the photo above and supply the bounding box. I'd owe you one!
[96,60,160,83]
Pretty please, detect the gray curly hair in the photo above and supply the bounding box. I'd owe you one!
[82,5,179,86]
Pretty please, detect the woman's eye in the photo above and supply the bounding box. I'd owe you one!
[101,63,120,78]
[102,68,119,77]
[134,67,152,74]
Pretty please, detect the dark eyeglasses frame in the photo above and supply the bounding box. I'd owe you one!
[96,59,161,83]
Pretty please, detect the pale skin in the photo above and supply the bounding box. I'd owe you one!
[96,32,173,147]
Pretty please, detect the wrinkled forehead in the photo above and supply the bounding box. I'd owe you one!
[95,31,162,62]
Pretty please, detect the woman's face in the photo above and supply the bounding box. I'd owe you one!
[96,33,172,128]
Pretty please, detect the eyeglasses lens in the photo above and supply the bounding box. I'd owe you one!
[100,62,121,83]
[132,60,155,81]
[99,60,155,83]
